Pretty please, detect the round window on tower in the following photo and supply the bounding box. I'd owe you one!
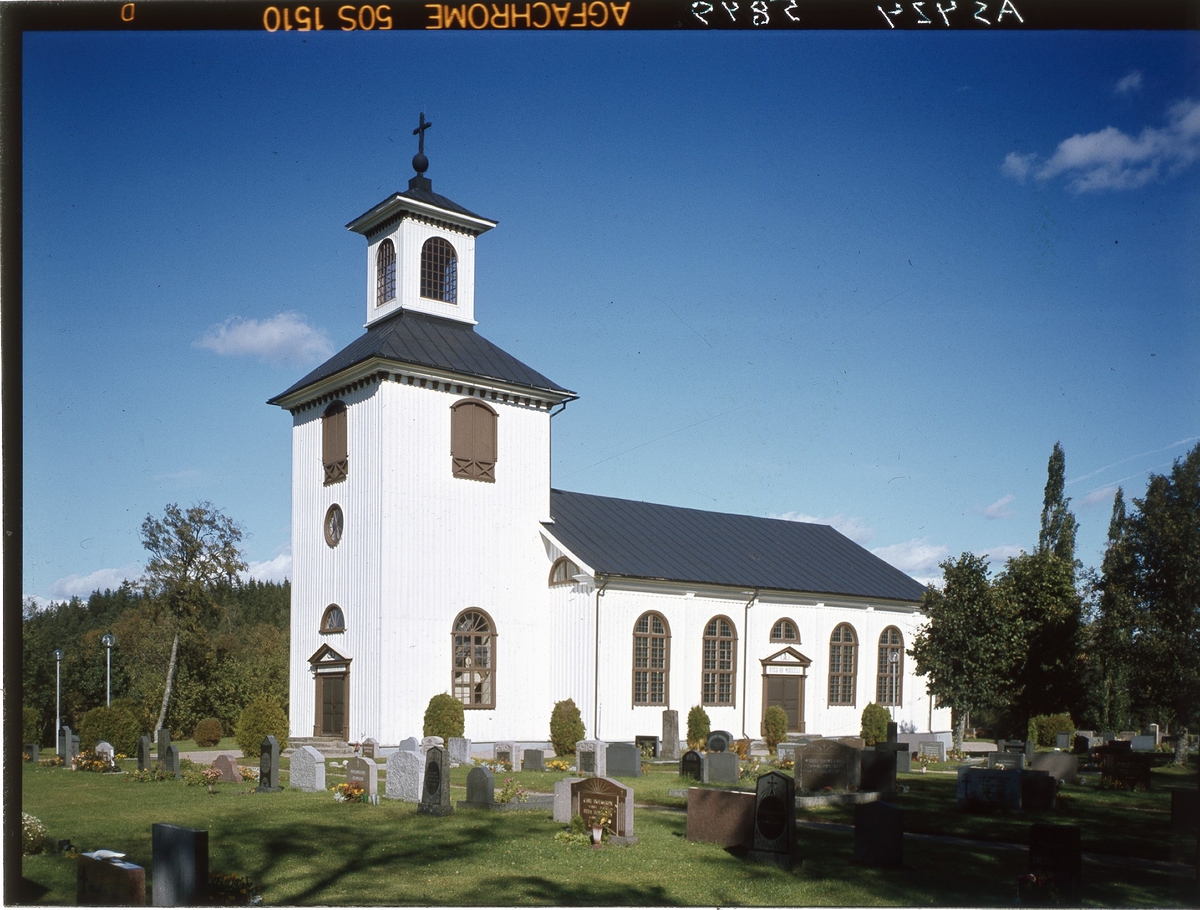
[324,503,344,548]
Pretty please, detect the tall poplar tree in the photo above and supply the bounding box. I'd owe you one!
[1038,441,1079,573]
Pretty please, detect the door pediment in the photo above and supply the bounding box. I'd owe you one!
[761,646,812,668]
[309,643,351,669]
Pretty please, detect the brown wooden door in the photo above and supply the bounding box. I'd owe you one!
[767,675,802,732]
[321,675,345,737]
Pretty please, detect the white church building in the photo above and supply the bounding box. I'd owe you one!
[269,126,950,750]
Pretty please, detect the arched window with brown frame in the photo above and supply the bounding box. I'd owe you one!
[320,604,345,634]
[876,626,903,706]
[632,612,670,706]
[452,609,495,709]
[420,236,458,303]
[702,615,737,706]
[322,401,348,485]
[451,399,497,482]
[549,556,580,586]
[828,623,857,706]
[771,618,799,643]
[376,238,396,306]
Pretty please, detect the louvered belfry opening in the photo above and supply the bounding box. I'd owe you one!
[322,401,348,484]
[420,236,458,303]
[450,399,496,482]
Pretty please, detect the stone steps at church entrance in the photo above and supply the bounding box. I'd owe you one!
[285,737,355,757]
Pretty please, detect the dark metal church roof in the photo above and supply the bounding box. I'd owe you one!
[546,489,928,603]
[269,309,571,405]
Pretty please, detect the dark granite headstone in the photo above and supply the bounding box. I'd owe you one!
[635,735,660,758]
[78,853,146,906]
[680,750,703,780]
[163,745,181,780]
[1072,734,1091,755]
[606,742,642,777]
[799,740,861,791]
[522,749,545,772]
[578,749,595,774]
[1100,750,1152,790]
[661,710,680,761]
[957,767,1023,812]
[707,730,734,753]
[860,750,898,793]
[747,771,800,869]
[256,735,280,792]
[151,823,208,907]
[1029,823,1081,903]
[1170,789,1199,833]
[854,800,903,866]
[138,736,152,772]
[419,745,453,816]
[460,765,495,809]
[1021,770,1057,812]
[570,776,636,844]
[156,729,171,761]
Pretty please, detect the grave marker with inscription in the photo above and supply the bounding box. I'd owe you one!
[799,740,861,791]
[576,740,607,777]
[703,751,741,784]
[522,748,545,772]
[707,730,734,753]
[138,736,152,772]
[494,740,516,766]
[685,787,755,848]
[384,748,423,802]
[421,736,444,756]
[212,754,241,783]
[151,824,208,907]
[290,746,327,793]
[570,777,636,845]
[78,853,146,906]
[957,767,1023,812]
[163,745,181,780]
[606,742,642,777]
[635,735,660,758]
[459,766,495,809]
[680,750,703,780]
[418,746,453,816]
[256,736,280,792]
[747,771,800,869]
[345,756,379,801]
[448,737,472,764]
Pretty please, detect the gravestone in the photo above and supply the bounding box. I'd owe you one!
[680,750,703,780]
[685,787,756,847]
[1072,734,1091,755]
[799,740,861,791]
[1170,789,1199,833]
[212,754,241,783]
[397,736,419,753]
[78,853,146,906]
[576,740,607,777]
[418,745,453,816]
[361,738,378,759]
[635,735,660,758]
[860,751,898,793]
[707,730,734,753]
[661,710,681,761]
[836,736,867,750]
[256,736,280,792]
[747,770,800,869]
[95,742,115,766]
[522,749,545,772]
[553,777,584,823]
[777,743,798,763]
[289,746,327,793]
[918,741,946,762]
[163,746,181,780]
[854,800,903,866]
[345,756,379,801]
[1022,769,1057,812]
[138,736,152,772]
[151,823,208,907]
[570,776,636,845]
[384,749,424,802]
[1031,752,1078,785]
[448,737,472,764]
[493,740,516,766]
[1131,735,1156,752]
[986,751,1026,770]
[459,766,495,809]
[1101,751,1153,790]
[957,767,1023,812]
[1117,730,1136,741]
[607,743,642,777]
[60,726,80,761]
[703,751,741,784]
[1055,733,1072,750]
[24,744,39,763]
[1029,823,1081,903]
[1146,723,1161,745]
[421,736,444,756]
[156,729,171,761]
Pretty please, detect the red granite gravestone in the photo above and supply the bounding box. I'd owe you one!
[77,854,146,906]
[685,787,755,848]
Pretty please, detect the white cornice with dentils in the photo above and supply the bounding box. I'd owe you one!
[272,354,576,414]
[345,193,497,238]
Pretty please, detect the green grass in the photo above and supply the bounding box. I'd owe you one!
[171,736,243,754]
[19,758,1198,906]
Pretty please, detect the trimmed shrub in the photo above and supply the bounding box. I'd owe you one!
[23,706,42,745]
[763,706,788,752]
[1028,713,1075,747]
[686,705,711,751]
[423,693,465,742]
[860,702,890,746]
[22,814,47,856]
[78,702,142,755]
[193,718,223,748]
[234,698,288,757]
[732,738,751,759]
[549,698,585,756]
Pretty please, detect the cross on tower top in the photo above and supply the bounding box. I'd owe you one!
[412,112,432,176]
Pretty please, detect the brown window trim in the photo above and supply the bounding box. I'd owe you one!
[876,626,904,707]
[420,236,458,304]
[701,615,737,707]
[323,503,344,548]
[827,622,858,707]
[319,604,346,634]
[632,611,670,707]
[549,557,580,586]
[452,608,496,710]
[451,399,497,484]
[770,618,799,643]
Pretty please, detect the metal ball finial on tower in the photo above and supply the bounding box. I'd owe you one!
[412,112,432,176]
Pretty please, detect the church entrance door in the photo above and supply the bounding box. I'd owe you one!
[309,644,351,740]
[766,675,803,732]
[320,675,346,737]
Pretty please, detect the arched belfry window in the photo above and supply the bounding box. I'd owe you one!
[376,239,396,306]
[452,609,494,709]
[633,612,670,706]
[320,604,345,634]
[771,619,799,643]
[828,623,857,706]
[451,399,497,482]
[877,626,903,706]
[702,616,737,706]
[322,401,348,485]
[549,557,580,586]
[420,236,458,304]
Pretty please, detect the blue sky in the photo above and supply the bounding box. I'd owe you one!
[21,27,1200,604]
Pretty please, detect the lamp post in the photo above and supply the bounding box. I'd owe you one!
[101,634,115,706]
[53,648,64,755]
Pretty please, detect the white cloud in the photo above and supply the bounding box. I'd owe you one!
[773,511,875,545]
[1115,70,1143,97]
[194,312,334,366]
[974,494,1016,520]
[870,538,950,584]
[1082,484,1120,508]
[42,562,142,602]
[1003,98,1200,192]
[243,550,292,584]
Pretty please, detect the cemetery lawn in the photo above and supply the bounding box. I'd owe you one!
[21,762,1197,906]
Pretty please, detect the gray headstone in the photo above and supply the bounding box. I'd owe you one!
[1146,723,1161,745]
[661,710,681,761]
[986,751,1026,770]
[156,728,171,761]
[163,745,181,780]
[918,741,946,762]
[256,735,280,792]
[418,746,453,816]
[448,737,472,764]
[398,736,420,753]
[60,726,80,761]
[522,749,545,772]
[421,736,445,757]
[24,744,39,763]
[1029,824,1081,903]
[576,740,607,777]
[95,741,115,765]
[212,754,241,783]
[896,750,911,773]
[776,743,798,762]
[570,776,636,844]
[707,730,734,753]
[747,771,800,869]
[680,750,703,780]
[1055,733,1072,750]
[461,766,495,808]
[1131,735,1156,752]
[384,748,424,802]
[290,746,327,793]
[553,777,585,823]
[345,756,379,800]
[494,740,516,766]
[957,767,1023,812]
[799,740,861,791]
[151,823,208,907]
[703,751,740,784]
[361,738,379,759]
[855,800,903,866]
[606,743,642,778]
[1031,752,1078,785]
[138,736,152,771]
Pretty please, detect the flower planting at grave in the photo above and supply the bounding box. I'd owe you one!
[208,871,262,905]
[240,766,259,782]
[1016,872,1063,905]
[22,813,47,855]
[333,781,366,803]
[124,764,174,782]
[183,767,223,793]
[496,777,528,804]
[38,755,64,768]
[71,750,118,773]
[545,759,572,772]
